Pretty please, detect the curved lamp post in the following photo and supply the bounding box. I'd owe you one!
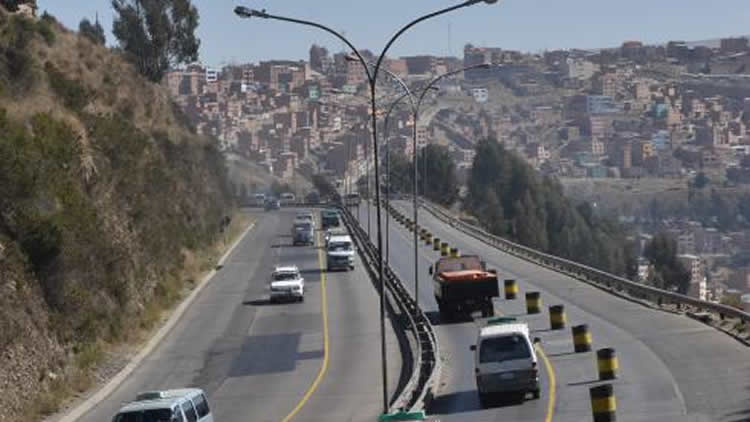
[355,60,491,310]
[234,1,501,413]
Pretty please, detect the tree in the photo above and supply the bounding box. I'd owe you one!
[691,171,709,189]
[311,174,337,199]
[418,144,459,206]
[79,17,106,45]
[644,232,691,293]
[111,0,200,82]
[0,0,31,12]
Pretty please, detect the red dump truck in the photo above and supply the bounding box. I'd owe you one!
[429,255,499,320]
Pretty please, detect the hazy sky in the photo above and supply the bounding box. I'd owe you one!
[39,0,750,67]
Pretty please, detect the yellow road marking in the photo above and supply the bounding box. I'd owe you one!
[536,345,557,422]
[392,203,558,422]
[280,229,330,422]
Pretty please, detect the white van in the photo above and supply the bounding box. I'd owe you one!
[326,235,355,271]
[470,322,540,406]
[112,389,213,422]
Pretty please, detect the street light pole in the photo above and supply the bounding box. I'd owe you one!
[382,92,411,267]
[234,1,501,414]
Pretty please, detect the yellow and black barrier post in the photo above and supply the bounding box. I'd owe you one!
[425,232,433,245]
[504,279,518,300]
[571,324,592,353]
[589,383,616,422]
[441,242,449,257]
[433,237,441,251]
[597,348,618,380]
[450,247,459,257]
[549,304,567,330]
[526,291,541,314]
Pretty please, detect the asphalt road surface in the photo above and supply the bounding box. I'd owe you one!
[76,208,401,422]
[357,201,749,422]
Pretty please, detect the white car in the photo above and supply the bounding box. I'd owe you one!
[270,265,305,303]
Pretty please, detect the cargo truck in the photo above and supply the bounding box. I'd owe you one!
[429,255,499,320]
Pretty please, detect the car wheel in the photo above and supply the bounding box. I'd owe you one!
[478,393,491,408]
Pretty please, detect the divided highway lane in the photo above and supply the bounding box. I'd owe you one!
[357,202,691,422]
[384,201,750,422]
[75,209,400,422]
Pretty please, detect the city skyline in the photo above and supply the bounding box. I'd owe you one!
[39,0,750,67]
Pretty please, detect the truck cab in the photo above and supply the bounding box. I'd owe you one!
[429,255,499,320]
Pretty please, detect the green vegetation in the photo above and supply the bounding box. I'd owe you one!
[78,17,105,45]
[385,144,459,207]
[418,144,459,206]
[312,174,337,199]
[111,0,200,82]
[465,138,635,276]
[0,10,231,421]
[643,232,691,293]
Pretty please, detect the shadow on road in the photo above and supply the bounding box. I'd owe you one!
[243,298,277,307]
[425,310,474,326]
[429,390,524,415]
[299,268,325,277]
[546,350,578,358]
[567,378,605,387]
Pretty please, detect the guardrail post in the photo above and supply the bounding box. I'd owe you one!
[572,324,593,353]
[596,348,618,380]
[590,384,616,422]
[549,304,567,330]
[526,292,541,314]
[504,279,518,300]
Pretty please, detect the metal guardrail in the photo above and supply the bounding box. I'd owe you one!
[274,201,439,412]
[416,199,750,326]
[337,204,440,413]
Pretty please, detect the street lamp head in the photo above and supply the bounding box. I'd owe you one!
[345,55,358,63]
[233,6,269,19]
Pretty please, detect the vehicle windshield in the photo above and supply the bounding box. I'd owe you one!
[295,223,312,231]
[113,409,173,422]
[479,335,531,363]
[328,242,352,252]
[273,271,299,281]
[436,256,483,273]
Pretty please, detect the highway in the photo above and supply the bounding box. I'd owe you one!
[358,201,750,422]
[75,209,401,422]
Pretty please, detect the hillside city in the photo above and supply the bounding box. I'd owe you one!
[164,36,750,306]
[2,2,750,421]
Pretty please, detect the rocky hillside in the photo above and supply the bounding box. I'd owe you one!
[0,10,231,421]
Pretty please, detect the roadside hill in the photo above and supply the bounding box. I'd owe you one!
[0,10,231,420]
